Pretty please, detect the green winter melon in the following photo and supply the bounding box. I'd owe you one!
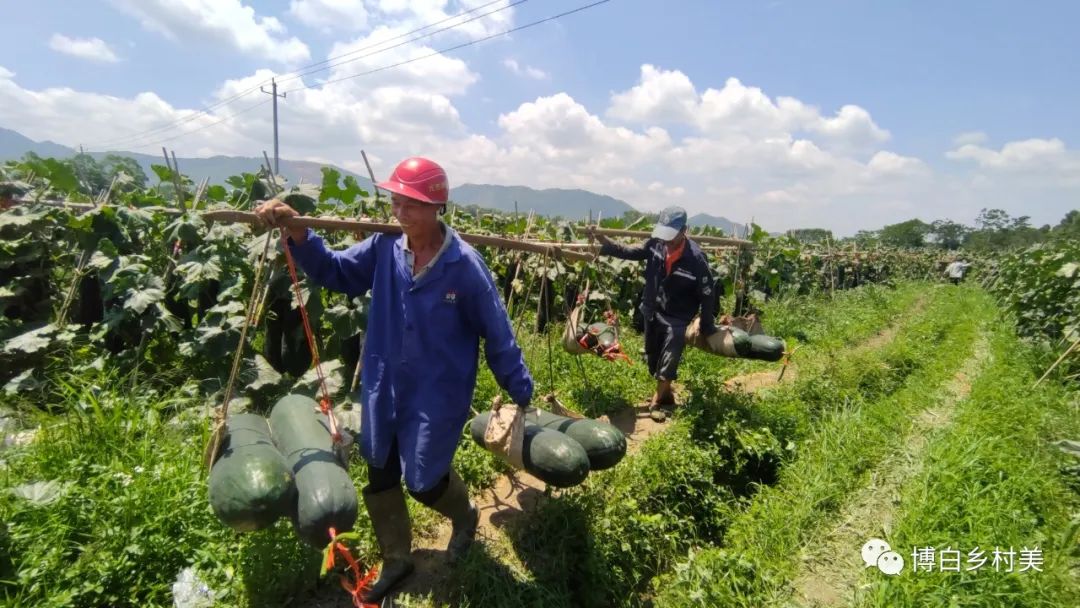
[470,412,590,487]
[270,395,359,548]
[208,413,295,532]
[526,408,627,470]
[747,334,786,362]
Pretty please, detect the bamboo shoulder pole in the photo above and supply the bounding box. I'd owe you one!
[201,210,595,263]
[593,226,753,248]
[14,199,184,215]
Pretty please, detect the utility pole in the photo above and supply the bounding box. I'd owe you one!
[260,78,286,174]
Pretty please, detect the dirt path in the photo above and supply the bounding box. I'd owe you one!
[787,327,990,608]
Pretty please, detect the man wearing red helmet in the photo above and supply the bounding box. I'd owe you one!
[256,157,534,602]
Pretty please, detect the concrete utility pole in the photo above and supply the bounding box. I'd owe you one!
[260,78,286,174]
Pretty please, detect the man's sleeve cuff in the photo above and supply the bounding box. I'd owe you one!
[286,228,316,248]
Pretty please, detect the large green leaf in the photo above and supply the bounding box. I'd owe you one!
[205,185,228,202]
[325,301,367,337]
[124,287,165,314]
[292,359,344,396]
[3,325,58,355]
[242,354,285,393]
[151,164,174,184]
[41,158,80,193]
[283,183,321,215]
[176,259,223,286]
[87,249,115,272]
[10,480,71,506]
[0,207,50,229]
[4,369,40,395]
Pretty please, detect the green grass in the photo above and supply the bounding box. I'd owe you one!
[855,325,1080,608]
[653,286,1080,608]
[0,282,943,607]
[652,285,989,607]
[414,284,933,607]
[0,367,323,607]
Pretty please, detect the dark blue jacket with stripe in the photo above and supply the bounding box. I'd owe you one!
[600,237,718,334]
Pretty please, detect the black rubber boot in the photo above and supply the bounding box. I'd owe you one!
[359,486,414,604]
[427,470,479,562]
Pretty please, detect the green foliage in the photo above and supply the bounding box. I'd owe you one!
[980,238,1080,383]
[2,155,1077,607]
[928,219,969,250]
[879,218,930,249]
[786,228,833,244]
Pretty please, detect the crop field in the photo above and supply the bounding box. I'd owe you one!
[1,158,1078,608]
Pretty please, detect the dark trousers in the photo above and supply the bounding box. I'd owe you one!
[643,312,687,382]
[365,436,450,505]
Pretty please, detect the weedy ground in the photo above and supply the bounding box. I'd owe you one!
[2,283,1077,608]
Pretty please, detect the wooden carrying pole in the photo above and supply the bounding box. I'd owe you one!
[201,210,595,263]
[593,226,753,248]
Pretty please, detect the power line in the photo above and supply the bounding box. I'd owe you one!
[84,0,518,150]
[119,98,272,152]
[279,0,516,84]
[275,0,526,87]
[284,0,612,93]
[91,0,612,153]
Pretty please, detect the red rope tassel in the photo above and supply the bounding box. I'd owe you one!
[324,528,380,608]
[280,233,342,443]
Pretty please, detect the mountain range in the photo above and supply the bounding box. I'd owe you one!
[0,127,744,234]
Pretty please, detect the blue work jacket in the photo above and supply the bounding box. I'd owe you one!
[289,226,534,492]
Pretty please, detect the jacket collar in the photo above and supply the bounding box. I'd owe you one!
[393,222,463,291]
[651,236,700,264]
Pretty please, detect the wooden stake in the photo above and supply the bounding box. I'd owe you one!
[1034,340,1080,388]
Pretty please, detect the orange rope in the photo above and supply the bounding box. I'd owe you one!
[574,308,633,365]
[280,233,342,443]
[323,528,380,608]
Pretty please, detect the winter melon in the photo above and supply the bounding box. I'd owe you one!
[526,408,626,470]
[747,335,786,362]
[469,412,590,487]
[208,413,295,532]
[270,395,359,548]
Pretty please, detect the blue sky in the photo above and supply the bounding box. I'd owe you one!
[2,0,1078,234]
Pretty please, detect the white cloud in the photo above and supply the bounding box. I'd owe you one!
[808,105,890,155]
[953,131,988,146]
[502,59,548,80]
[607,64,697,124]
[48,34,120,63]
[108,0,310,64]
[607,67,888,157]
[289,0,369,31]
[317,26,478,96]
[1,57,1076,236]
[946,138,1070,169]
[867,151,928,175]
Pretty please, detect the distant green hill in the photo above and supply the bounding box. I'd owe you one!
[449,183,636,220]
[0,127,744,233]
[0,127,73,159]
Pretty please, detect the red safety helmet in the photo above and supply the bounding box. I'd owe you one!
[377,157,449,205]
